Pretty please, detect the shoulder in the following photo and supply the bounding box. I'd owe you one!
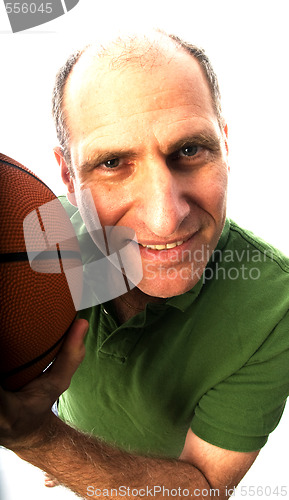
[199,218,289,366]
[227,219,289,272]
[58,195,103,265]
[205,218,289,287]
[58,195,79,221]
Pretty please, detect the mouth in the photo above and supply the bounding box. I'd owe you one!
[137,232,199,260]
[139,240,185,250]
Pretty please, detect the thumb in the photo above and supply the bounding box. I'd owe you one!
[46,318,88,393]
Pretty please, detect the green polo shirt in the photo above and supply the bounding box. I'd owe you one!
[58,197,289,456]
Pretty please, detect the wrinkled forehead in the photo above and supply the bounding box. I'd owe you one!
[62,35,218,152]
[63,35,207,114]
[66,34,188,89]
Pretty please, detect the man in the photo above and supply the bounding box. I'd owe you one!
[1,31,289,499]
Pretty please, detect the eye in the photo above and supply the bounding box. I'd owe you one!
[179,145,199,157]
[103,158,120,168]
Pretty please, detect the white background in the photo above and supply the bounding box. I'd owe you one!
[0,1,289,499]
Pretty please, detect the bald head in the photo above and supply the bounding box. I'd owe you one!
[52,31,223,170]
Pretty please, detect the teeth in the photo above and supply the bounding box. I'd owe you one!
[141,240,184,250]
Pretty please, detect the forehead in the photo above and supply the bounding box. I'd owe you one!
[64,43,217,150]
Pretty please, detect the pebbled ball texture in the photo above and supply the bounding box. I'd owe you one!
[0,153,82,391]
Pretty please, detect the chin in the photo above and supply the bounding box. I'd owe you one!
[137,271,202,299]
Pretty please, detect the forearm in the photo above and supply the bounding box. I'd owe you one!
[15,413,215,500]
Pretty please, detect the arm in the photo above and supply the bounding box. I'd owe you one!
[13,416,259,500]
[0,321,259,500]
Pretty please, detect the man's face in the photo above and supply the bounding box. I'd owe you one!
[61,48,229,298]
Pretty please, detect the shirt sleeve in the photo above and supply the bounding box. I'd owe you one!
[191,310,289,452]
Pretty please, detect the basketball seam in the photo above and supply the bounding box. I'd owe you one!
[0,159,54,194]
[0,326,73,380]
[0,250,82,263]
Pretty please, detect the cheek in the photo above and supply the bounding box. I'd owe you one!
[81,181,129,227]
[191,164,228,215]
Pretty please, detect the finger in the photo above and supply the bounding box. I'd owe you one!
[44,318,88,393]
[0,385,15,429]
[44,472,60,487]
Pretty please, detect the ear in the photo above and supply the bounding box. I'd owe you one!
[223,123,230,173]
[223,123,229,152]
[54,147,77,206]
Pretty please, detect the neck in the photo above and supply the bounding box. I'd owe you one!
[113,288,165,324]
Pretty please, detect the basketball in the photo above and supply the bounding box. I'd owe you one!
[0,153,82,391]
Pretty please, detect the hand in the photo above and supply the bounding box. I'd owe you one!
[0,318,88,451]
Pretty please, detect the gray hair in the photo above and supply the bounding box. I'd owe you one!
[52,32,224,172]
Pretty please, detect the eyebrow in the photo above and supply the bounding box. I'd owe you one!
[79,149,136,174]
[165,132,222,156]
[78,131,222,173]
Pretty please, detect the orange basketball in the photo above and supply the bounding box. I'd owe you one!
[0,153,82,391]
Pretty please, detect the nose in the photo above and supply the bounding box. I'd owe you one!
[136,157,190,237]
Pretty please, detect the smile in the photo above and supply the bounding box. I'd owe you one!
[139,240,185,250]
